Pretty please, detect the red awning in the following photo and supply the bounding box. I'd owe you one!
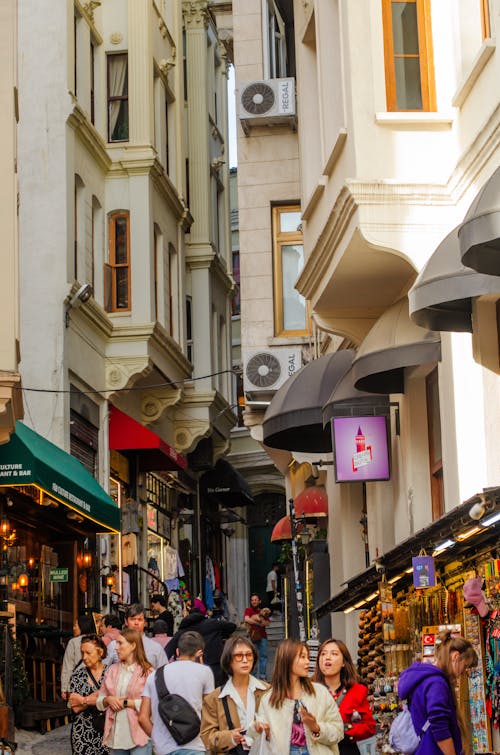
[271,516,304,542]
[109,407,187,472]
[294,486,328,518]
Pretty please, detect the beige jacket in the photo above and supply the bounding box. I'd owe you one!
[249,683,344,755]
[201,678,269,754]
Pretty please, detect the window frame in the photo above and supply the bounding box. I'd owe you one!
[105,211,131,312]
[272,204,309,337]
[480,0,491,39]
[381,0,436,112]
[107,52,129,143]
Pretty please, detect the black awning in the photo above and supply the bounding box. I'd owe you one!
[459,165,500,276]
[323,365,390,426]
[351,298,441,394]
[409,226,500,332]
[200,458,254,508]
[314,488,500,618]
[262,350,355,453]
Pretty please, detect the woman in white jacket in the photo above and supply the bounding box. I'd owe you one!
[252,639,344,755]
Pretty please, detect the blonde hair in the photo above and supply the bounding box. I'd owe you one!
[119,628,152,677]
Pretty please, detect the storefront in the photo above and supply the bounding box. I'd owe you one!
[315,492,500,754]
[0,421,119,628]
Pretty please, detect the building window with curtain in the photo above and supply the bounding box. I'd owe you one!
[272,204,308,336]
[381,0,436,111]
[105,212,130,312]
[107,53,129,142]
[263,0,295,79]
[426,368,444,521]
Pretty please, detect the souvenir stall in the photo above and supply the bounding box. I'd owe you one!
[316,495,500,754]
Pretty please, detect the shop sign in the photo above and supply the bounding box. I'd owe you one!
[412,556,436,588]
[147,505,158,531]
[49,567,69,582]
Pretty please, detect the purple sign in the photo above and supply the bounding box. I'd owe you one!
[332,416,390,482]
[412,556,436,588]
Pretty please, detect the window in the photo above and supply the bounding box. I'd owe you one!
[90,41,95,124]
[382,0,436,111]
[107,53,129,142]
[426,368,444,520]
[105,212,130,312]
[480,0,492,39]
[263,0,295,79]
[232,250,240,316]
[74,175,85,280]
[272,205,308,336]
[186,297,193,363]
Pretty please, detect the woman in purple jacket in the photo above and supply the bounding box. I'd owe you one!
[398,631,477,755]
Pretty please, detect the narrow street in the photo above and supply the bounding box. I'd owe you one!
[15,725,70,755]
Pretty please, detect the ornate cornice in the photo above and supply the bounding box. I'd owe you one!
[67,106,111,173]
[141,388,182,423]
[105,357,153,394]
[183,1,210,29]
[82,0,101,22]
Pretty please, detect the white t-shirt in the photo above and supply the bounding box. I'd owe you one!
[142,660,214,754]
[266,569,277,592]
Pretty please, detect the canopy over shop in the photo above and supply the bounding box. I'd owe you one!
[0,421,119,628]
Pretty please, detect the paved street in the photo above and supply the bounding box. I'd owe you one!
[15,724,71,755]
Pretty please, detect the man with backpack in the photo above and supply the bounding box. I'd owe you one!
[139,630,214,755]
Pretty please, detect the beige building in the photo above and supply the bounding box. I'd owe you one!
[11,0,235,613]
[0,0,23,443]
[232,0,500,651]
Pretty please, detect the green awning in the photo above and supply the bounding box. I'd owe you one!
[0,422,120,532]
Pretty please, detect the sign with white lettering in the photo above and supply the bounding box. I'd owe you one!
[49,567,69,583]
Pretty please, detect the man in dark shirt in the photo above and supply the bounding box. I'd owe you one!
[150,593,174,636]
[165,606,236,686]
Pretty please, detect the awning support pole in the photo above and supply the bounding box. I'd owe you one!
[289,498,306,642]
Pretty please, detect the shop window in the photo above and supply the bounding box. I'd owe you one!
[70,409,98,477]
[426,368,444,520]
[272,204,309,336]
[105,212,131,312]
[381,0,436,111]
[107,53,129,142]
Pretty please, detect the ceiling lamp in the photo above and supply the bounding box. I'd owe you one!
[270,516,304,542]
[294,486,328,518]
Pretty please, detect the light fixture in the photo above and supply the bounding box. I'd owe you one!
[388,573,404,584]
[480,510,500,528]
[365,592,379,601]
[456,525,481,541]
[18,573,29,589]
[405,567,414,574]
[82,551,92,568]
[65,283,93,326]
[344,605,356,614]
[106,575,114,587]
[354,598,367,609]
[432,538,455,556]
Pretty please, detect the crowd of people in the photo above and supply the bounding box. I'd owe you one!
[61,591,476,755]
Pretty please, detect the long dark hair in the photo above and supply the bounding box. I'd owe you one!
[269,639,315,708]
[313,638,358,689]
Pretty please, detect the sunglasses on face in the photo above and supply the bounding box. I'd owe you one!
[233,652,254,662]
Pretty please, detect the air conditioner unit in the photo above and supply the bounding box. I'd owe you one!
[239,78,296,132]
[243,347,302,398]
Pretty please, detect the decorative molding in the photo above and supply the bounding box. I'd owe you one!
[174,420,211,453]
[110,32,123,45]
[322,129,348,178]
[141,388,182,423]
[182,1,210,29]
[82,0,101,21]
[67,106,111,173]
[301,177,327,221]
[105,357,153,393]
[453,39,496,108]
[375,112,454,127]
[159,51,177,76]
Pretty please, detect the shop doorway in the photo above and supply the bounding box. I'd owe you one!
[247,492,286,600]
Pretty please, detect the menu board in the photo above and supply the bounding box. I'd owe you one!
[463,608,492,753]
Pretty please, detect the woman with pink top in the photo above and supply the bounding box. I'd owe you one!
[97,628,153,755]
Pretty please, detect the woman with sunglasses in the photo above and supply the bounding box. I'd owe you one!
[251,638,344,755]
[69,633,109,755]
[201,635,269,753]
[97,628,153,755]
[313,639,376,755]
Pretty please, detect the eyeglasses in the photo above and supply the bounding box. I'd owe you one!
[232,652,254,662]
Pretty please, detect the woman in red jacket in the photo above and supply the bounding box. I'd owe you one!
[314,638,376,755]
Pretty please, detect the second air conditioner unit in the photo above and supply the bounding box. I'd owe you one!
[243,347,302,398]
[239,78,296,132]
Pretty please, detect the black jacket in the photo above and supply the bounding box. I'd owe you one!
[156,609,174,636]
[165,609,236,667]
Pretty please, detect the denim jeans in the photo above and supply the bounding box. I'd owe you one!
[110,744,152,755]
[253,637,267,679]
[290,746,309,755]
[169,750,206,755]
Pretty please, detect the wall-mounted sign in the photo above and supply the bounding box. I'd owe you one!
[147,505,158,531]
[49,567,69,583]
[412,556,436,588]
[332,416,390,482]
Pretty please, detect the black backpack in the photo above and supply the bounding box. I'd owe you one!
[154,667,201,745]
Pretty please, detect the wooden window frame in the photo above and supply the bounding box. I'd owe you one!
[480,0,491,40]
[382,0,436,112]
[272,204,310,337]
[426,368,444,521]
[105,212,131,312]
[107,53,129,142]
